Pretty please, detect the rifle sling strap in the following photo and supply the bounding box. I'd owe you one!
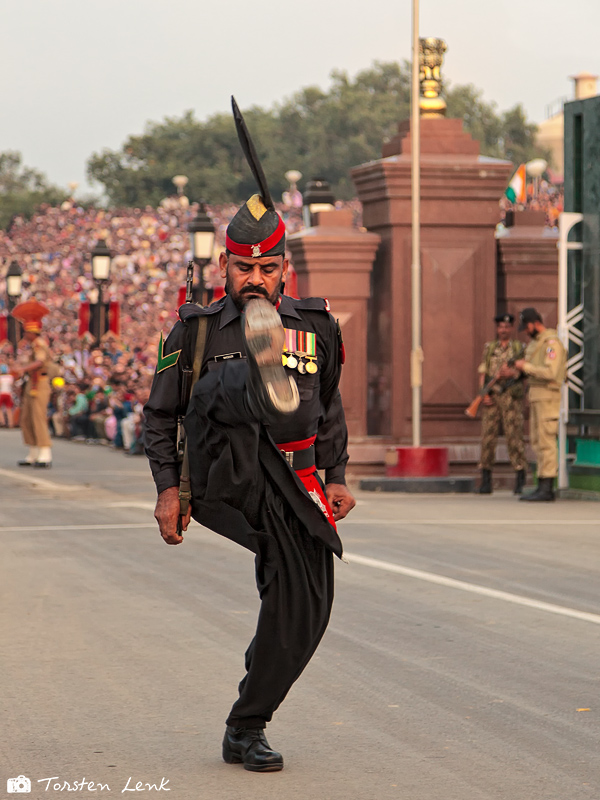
[179,317,208,517]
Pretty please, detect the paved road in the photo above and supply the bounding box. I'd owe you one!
[1,430,599,800]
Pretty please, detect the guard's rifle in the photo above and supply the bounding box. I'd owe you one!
[176,261,195,461]
[176,262,208,535]
[464,358,517,419]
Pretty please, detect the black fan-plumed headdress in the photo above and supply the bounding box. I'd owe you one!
[225,96,285,258]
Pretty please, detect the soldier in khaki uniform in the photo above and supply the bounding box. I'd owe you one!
[11,299,54,468]
[476,313,527,494]
[501,307,566,502]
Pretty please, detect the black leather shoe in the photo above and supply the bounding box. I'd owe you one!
[243,298,299,416]
[17,460,34,467]
[222,726,284,772]
[33,462,52,469]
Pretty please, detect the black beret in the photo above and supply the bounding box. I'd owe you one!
[519,307,542,330]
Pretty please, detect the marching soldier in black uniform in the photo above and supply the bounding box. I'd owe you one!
[144,98,355,772]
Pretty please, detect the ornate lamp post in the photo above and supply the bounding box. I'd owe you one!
[6,260,23,351]
[172,175,190,208]
[188,203,215,304]
[283,169,303,208]
[172,175,189,196]
[526,158,548,200]
[91,240,112,345]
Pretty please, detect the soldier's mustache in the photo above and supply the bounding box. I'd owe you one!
[241,286,269,297]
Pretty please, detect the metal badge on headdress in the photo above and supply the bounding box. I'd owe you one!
[226,97,286,258]
[11,299,50,333]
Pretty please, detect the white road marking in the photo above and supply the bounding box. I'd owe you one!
[2,513,598,625]
[344,552,600,625]
[0,467,80,492]
[66,470,150,476]
[107,501,157,511]
[0,523,156,532]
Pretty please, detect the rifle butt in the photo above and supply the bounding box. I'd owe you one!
[465,397,482,418]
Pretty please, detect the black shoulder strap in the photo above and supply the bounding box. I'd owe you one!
[178,317,208,520]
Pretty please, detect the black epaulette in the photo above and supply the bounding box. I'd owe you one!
[290,297,331,313]
[179,297,226,322]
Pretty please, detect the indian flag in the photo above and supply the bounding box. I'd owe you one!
[505,164,527,204]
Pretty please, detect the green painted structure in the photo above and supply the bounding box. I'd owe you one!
[564,95,600,496]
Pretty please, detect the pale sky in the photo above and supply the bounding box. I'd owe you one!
[1,0,596,195]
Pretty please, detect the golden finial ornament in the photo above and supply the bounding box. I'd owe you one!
[419,38,448,117]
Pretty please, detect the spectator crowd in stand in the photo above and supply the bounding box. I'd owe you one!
[0,197,363,453]
[500,180,564,229]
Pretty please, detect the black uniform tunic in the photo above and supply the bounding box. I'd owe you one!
[144,293,349,728]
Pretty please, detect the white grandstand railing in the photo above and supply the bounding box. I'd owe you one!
[557,212,583,490]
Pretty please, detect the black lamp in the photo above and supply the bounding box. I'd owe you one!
[91,239,112,284]
[188,203,216,303]
[188,202,216,264]
[6,260,23,303]
[90,240,111,345]
[6,260,22,352]
[302,178,335,227]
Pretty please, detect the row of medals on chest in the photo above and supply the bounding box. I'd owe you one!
[281,329,318,374]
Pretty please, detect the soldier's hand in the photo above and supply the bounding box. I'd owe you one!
[482,394,494,407]
[326,483,356,522]
[154,486,186,545]
[498,364,518,379]
[513,359,526,372]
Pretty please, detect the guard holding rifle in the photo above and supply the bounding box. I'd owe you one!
[475,313,527,494]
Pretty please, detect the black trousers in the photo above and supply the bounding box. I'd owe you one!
[227,510,334,728]
[184,361,338,729]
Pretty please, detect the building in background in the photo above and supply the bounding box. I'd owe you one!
[536,72,598,179]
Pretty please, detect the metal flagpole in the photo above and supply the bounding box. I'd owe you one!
[411,0,423,447]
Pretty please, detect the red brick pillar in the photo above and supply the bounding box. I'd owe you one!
[287,210,380,437]
[351,118,513,442]
[497,211,559,326]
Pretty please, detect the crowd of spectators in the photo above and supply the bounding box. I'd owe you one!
[500,180,564,229]
[525,181,564,228]
[0,195,362,452]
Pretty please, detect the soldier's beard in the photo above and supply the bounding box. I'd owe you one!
[226,276,282,311]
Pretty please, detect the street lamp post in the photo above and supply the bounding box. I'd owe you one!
[91,240,112,346]
[188,203,216,305]
[6,260,23,352]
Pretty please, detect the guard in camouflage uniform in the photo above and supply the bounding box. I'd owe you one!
[477,313,527,494]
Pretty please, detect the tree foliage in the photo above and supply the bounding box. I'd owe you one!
[0,151,67,231]
[87,61,546,206]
